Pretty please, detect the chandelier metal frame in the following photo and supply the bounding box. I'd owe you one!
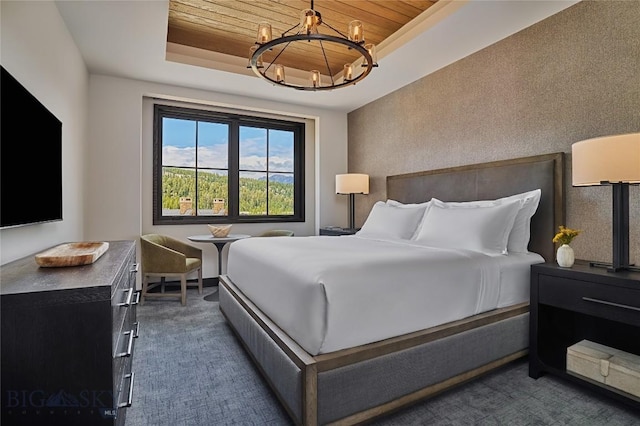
[248,2,378,91]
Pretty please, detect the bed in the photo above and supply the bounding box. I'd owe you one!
[219,153,565,425]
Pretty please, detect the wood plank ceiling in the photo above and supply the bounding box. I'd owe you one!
[168,0,438,77]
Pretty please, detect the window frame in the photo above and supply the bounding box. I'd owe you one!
[153,104,305,225]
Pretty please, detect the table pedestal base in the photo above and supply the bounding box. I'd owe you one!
[204,289,218,302]
[187,234,251,303]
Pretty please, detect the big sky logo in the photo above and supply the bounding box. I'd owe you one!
[4,389,117,418]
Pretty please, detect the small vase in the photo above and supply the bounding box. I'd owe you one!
[556,244,575,267]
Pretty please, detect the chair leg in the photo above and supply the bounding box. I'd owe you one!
[180,275,187,306]
[161,276,166,293]
[197,267,203,295]
[141,274,148,305]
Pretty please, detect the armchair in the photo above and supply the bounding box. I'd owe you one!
[140,234,203,306]
[258,230,294,237]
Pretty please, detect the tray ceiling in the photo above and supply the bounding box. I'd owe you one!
[167,0,438,76]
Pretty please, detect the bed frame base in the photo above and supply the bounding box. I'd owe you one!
[332,349,527,426]
[220,276,529,425]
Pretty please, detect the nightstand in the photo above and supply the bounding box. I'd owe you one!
[529,261,640,408]
[319,227,359,236]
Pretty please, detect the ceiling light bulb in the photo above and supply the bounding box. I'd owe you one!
[248,45,263,68]
[275,64,285,83]
[300,9,319,34]
[310,70,321,87]
[256,22,272,44]
[348,20,363,43]
[364,43,377,66]
[343,64,353,81]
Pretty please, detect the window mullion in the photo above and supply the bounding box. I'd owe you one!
[194,120,199,217]
[266,128,270,216]
[229,121,240,219]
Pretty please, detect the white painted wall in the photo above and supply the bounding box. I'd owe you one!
[87,75,348,278]
[0,1,88,264]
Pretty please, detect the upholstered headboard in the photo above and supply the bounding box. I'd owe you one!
[386,153,565,262]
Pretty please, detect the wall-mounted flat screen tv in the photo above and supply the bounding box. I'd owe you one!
[1,65,63,228]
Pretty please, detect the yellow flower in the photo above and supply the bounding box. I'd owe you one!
[552,225,582,245]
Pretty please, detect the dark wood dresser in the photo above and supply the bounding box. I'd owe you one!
[1,240,139,426]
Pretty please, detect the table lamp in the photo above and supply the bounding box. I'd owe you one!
[336,173,369,229]
[572,132,640,272]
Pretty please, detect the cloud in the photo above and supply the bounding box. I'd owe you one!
[164,145,292,172]
[197,146,228,168]
[163,146,195,167]
[163,146,227,169]
[268,156,293,172]
[239,155,267,170]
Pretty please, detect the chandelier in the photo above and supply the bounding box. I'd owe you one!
[247,0,378,91]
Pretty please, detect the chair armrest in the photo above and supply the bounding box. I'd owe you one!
[163,238,202,260]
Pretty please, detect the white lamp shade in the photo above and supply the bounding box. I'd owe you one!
[336,173,369,194]
[572,133,640,186]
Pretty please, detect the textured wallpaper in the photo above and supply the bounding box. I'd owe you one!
[348,1,640,265]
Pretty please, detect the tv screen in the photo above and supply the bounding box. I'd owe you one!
[1,65,63,228]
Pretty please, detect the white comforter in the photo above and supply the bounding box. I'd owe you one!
[226,235,542,355]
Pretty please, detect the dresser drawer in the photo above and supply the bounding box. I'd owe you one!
[112,287,139,351]
[112,306,138,415]
[538,275,640,325]
[112,344,135,419]
[111,256,139,352]
[113,304,139,359]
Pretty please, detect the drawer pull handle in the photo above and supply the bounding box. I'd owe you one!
[117,288,134,307]
[582,297,640,312]
[133,321,140,339]
[130,263,139,274]
[117,329,135,358]
[132,291,141,306]
[118,372,135,408]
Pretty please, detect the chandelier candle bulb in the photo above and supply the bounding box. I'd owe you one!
[349,20,363,42]
[257,22,272,43]
[310,70,321,87]
[275,64,285,83]
[301,9,319,34]
[248,46,263,68]
[343,64,353,81]
[365,43,378,66]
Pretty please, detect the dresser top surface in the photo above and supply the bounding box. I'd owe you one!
[1,240,135,296]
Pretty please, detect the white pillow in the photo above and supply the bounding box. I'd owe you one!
[414,200,522,254]
[386,199,431,209]
[385,199,432,239]
[431,189,541,253]
[357,201,427,240]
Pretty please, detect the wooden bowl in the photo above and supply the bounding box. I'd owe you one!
[208,224,232,237]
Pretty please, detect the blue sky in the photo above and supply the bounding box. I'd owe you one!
[162,118,293,172]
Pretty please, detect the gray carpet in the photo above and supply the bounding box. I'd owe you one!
[125,287,640,425]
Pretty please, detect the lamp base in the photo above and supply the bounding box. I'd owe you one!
[348,193,356,230]
[589,261,640,273]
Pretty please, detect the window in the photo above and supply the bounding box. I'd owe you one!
[153,105,304,225]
